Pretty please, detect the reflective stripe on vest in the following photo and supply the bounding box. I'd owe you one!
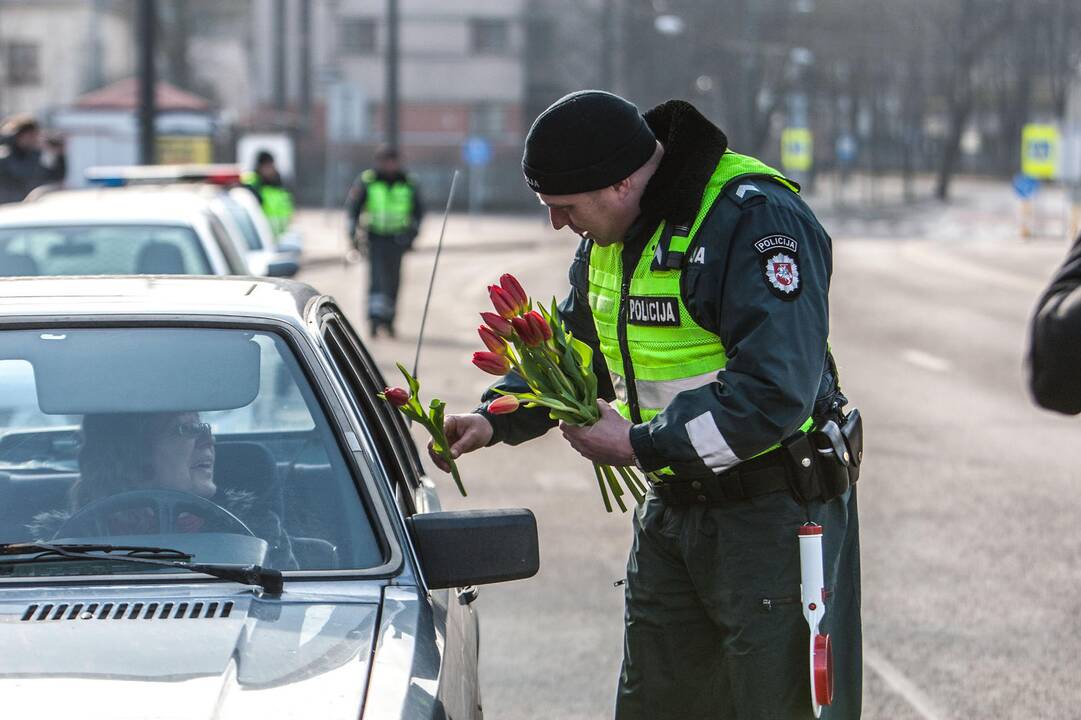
[588,151,811,473]
[362,170,414,234]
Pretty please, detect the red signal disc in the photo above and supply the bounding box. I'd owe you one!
[814,634,833,706]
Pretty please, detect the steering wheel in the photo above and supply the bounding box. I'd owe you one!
[55,489,255,539]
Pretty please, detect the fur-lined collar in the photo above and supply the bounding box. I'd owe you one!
[639,100,729,226]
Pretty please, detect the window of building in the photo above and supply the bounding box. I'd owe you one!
[340,17,378,55]
[470,18,510,55]
[6,42,41,86]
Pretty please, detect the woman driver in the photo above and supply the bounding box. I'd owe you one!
[53,412,297,568]
[75,412,216,507]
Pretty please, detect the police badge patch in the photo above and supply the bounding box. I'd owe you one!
[755,234,802,299]
[765,253,800,295]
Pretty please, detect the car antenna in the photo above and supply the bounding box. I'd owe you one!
[413,169,460,379]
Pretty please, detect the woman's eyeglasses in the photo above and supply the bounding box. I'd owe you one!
[173,421,212,438]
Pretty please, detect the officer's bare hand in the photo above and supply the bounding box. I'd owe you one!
[428,413,493,472]
[560,401,635,466]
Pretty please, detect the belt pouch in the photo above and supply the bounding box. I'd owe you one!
[841,408,863,485]
[781,433,820,502]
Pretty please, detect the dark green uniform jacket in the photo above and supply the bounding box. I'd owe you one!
[1028,230,1081,413]
[480,100,837,477]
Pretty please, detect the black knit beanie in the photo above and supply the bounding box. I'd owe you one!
[522,90,657,195]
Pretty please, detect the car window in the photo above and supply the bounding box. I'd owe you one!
[228,188,275,250]
[219,196,263,251]
[319,309,421,514]
[204,213,248,274]
[0,225,212,276]
[0,327,384,575]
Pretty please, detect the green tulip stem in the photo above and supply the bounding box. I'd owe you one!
[424,417,466,497]
[593,462,613,513]
[601,464,627,512]
[617,465,645,504]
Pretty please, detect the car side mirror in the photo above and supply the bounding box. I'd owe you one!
[407,508,539,590]
[266,259,299,278]
[276,231,303,255]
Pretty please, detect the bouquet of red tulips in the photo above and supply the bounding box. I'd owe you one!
[473,274,647,512]
[379,363,466,497]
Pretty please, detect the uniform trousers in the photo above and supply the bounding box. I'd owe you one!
[615,486,862,720]
[367,232,410,328]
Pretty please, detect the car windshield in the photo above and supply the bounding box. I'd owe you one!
[0,327,383,577]
[0,225,212,276]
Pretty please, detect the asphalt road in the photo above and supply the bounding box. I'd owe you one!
[296,186,1080,720]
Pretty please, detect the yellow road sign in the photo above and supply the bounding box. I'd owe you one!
[1021,124,1060,180]
[781,128,813,173]
[157,135,213,165]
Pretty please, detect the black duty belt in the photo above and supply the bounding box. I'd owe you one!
[649,422,862,507]
[650,444,796,507]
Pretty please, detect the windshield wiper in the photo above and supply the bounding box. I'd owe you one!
[0,542,193,559]
[0,542,283,594]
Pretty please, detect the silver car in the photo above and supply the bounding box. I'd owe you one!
[0,276,538,719]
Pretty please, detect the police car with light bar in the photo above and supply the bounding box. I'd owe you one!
[86,165,302,278]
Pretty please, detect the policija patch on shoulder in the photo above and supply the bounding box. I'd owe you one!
[627,296,681,326]
[755,234,801,300]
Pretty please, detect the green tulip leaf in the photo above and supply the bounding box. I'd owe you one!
[396,362,421,399]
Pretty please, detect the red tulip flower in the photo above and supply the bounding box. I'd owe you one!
[525,310,552,342]
[511,316,541,346]
[382,386,410,407]
[478,325,507,355]
[472,351,511,375]
[488,285,518,319]
[481,311,514,338]
[487,395,520,415]
[499,274,529,314]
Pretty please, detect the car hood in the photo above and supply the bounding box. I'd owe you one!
[0,586,380,719]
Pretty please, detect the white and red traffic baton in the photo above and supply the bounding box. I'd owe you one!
[799,523,833,717]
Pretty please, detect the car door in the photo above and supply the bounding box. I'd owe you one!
[316,304,482,719]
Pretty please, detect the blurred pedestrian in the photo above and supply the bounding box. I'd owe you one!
[0,114,66,204]
[432,91,863,719]
[243,150,294,236]
[1027,230,1081,413]
[346,145,424,338]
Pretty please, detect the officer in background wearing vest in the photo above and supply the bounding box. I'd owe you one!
[243,150,295,236]
[430,91,863,718]
[346,145,424,337]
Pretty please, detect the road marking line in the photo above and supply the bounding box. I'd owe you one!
[902,349,952,373]
[865,646,948,720]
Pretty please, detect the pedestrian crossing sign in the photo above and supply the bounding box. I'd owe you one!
[1021,124,1060,180]
[782,128,814,173]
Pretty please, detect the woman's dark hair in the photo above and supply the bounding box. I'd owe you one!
[73,413,172,508]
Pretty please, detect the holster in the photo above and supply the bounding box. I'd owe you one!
[804,408,863,501]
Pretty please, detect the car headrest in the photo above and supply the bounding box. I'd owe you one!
[0,252,40,277]
[135,241,187,274]
[213,441,283,518]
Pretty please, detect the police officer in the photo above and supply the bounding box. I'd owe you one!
[243,150,294,236]
[432,91,863,718]
[346,145,424,338]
